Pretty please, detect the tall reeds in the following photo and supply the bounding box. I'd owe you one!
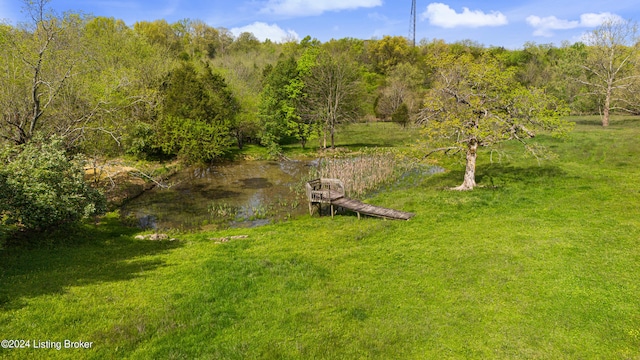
[312,149,416,198]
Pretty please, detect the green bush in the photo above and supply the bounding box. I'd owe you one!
[391,102,410,128]
[0,138,106,236]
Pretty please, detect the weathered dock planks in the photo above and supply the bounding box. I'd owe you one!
[331,197,414,220]
[305,178,414,220]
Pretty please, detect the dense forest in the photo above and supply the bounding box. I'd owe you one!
[1,1,639,236]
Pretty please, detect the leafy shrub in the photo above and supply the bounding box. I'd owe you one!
[392,103,411,128]
[124,121,166,159]
[0,138,106,236]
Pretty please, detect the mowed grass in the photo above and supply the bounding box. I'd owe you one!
[1,118,640,359]
[280,121,420,157]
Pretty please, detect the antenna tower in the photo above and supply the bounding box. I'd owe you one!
[409,0,417,46]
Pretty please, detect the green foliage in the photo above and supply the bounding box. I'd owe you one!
[1,6,638,162]
[578,18,640,125]
[0,137,106,235]
[157,62,239,163]
[230,32,261,53]
[158,115,233,163]
[391,103,410,128]
[366,35,414,74]
[210,41,279,149]
[259,56,300,154]
[133,19,181,54]
[0,7,87,145]
[123,121,164,159]
[258,49,321,154]
[423,52,572,148]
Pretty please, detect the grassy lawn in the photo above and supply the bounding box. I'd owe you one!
[1,118,639,359]
[280,121,419,158]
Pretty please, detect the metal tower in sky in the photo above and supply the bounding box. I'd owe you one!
[410,0,417,46]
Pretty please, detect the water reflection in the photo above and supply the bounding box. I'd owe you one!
[240,177,273,189]
[121,160,310,230]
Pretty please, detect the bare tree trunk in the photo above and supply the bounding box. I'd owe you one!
[330,122,335,148]
[323,127,327,149]
[603,86,611,127]
[454,140,478,190]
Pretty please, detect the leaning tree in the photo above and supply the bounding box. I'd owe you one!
[419,52,572,190]
[0,0,83,145]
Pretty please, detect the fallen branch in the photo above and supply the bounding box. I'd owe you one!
[129,170,173,189]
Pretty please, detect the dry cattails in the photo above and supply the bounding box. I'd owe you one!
[313,150,414,198]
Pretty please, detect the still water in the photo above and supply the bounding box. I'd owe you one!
[121,160,313,230]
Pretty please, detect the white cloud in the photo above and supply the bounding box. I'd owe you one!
[526,12,623,37]
[260,0,382,17]
[579,13,623,27]
[420,3,508,28]
[526,16,578,36]
[230,22,299,43]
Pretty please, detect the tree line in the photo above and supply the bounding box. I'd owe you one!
[1,0,638,236]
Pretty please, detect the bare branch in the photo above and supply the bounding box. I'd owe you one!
[422,147,461,159]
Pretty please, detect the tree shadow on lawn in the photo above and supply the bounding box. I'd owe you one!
[0,217,183,311]
[572,117,640,127]
[340,142,401,149]
[430,164,567,189]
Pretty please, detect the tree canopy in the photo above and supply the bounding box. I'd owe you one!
[420,53,572,190]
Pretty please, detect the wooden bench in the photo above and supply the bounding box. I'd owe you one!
[305,178,345,217]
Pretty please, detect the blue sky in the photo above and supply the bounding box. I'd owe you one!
[1,0,638,48]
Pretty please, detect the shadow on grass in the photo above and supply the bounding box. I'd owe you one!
[426,164,567,189]
[477,164,567,186]
[0,216,182,311]
[340,142,400,149]
[572,116,640,127]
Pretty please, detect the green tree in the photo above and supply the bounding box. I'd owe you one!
[419,53,571,190]
[158,62,238,163]
[186,19,221,59]
[258,56,301,154]
[258,44,321,154]
[0,5,167,153]
[211,38,281,150]
[230,32,261,53]
[367,35,414,74]
[392,103,410,128]
[76,16,170,155]
[133,19,181,54]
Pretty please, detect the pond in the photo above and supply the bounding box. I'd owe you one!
[121,160,313,230]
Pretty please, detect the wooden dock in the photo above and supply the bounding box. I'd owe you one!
[305,178,414,220]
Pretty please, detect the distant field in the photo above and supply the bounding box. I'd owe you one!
[1,116,639,359]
